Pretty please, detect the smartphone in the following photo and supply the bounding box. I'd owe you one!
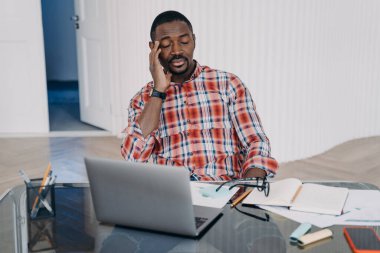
[343,227,380,253]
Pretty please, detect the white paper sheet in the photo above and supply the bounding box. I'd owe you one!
[336,208,380,226]
[190,182,239,209]
[258,205,337,228]
[343,190,380,212]
[257,189,380,228]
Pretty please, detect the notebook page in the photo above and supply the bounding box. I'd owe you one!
[242,178,302,206]
[290,184,349,215]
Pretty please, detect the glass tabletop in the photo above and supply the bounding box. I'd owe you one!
[0,188,18,253]
[0,181,378,253]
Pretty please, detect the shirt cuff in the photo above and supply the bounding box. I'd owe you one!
[242,157,278,178]
[126,121,158,142]
[122,121,159,160]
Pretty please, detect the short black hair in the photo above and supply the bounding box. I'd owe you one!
[150,10,193,41]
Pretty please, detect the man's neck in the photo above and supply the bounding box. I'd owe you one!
[171,60,196,84]
[171,75,187,84]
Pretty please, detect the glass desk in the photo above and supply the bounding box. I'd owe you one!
[0,182,378,253]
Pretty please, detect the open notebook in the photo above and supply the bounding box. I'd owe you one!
[242,178,349,215]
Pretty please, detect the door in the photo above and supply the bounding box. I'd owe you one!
[73,0,112,131]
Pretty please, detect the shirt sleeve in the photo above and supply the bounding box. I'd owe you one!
[227,75,279,177]
[120,87,159,162]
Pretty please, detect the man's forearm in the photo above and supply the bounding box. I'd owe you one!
[137,97,163,138]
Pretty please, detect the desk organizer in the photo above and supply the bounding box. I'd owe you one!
[25,178,56,220]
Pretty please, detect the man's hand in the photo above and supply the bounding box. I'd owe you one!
[149,41,172,92]
[243,167,267,179]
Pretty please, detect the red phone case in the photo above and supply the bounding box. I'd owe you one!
[343,227,380,253]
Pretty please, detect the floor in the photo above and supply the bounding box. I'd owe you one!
[277,136,380,188]
[47,81,103,131]
[0,135,379,194]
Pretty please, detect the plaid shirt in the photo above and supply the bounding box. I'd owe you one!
[121,62,278,181]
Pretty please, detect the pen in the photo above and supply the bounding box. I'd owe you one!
[230,189,253,208]
[49,175,57,185]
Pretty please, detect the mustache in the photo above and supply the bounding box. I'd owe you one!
[168,55,187,64]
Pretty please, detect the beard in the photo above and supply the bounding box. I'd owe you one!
[166,55,189,75]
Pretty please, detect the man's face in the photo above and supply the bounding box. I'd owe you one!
[151,20,195,77]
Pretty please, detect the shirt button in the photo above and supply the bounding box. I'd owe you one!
[187,120,191,124]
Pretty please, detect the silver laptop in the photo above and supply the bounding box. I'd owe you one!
[84,157,223,237]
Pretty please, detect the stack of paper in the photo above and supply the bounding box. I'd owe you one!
[257,189,380,228]
[240,178,380,227]
[190,182,239,208]
[242,178,349,215]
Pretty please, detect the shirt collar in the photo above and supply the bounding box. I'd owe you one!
[189,60,203,80]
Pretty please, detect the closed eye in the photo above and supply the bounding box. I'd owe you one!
[159,39,171,48]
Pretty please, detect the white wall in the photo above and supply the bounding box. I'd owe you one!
[115,0,380,162]
[41,0,78,81]
[1,0,379,161]
[0,0,49,133]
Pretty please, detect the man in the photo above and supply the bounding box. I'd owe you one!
[121,10,278,181]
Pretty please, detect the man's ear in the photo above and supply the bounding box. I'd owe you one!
[149,41,154,49]
[192,34,196,47]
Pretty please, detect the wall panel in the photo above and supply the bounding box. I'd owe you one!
[0,0,48,133]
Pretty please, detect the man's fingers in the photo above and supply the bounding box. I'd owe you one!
[149,51,153,65]
[165,70,172,81]
[149,41,160,64]
[151,44,161,61]
[154,41,159,49]
[155,48,161,60]
[152,48,161,68]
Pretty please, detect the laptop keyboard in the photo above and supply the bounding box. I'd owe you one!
[195,217,208,229]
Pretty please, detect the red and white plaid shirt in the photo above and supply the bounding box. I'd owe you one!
[121,62,278,181]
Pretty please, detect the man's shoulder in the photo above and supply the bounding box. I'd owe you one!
[200,65,241,81]
[130,81,153,102]
[139,81,154,93]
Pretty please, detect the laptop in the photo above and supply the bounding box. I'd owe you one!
[84,157,223,237]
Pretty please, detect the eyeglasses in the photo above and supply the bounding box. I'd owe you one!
[215,177,270,197]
